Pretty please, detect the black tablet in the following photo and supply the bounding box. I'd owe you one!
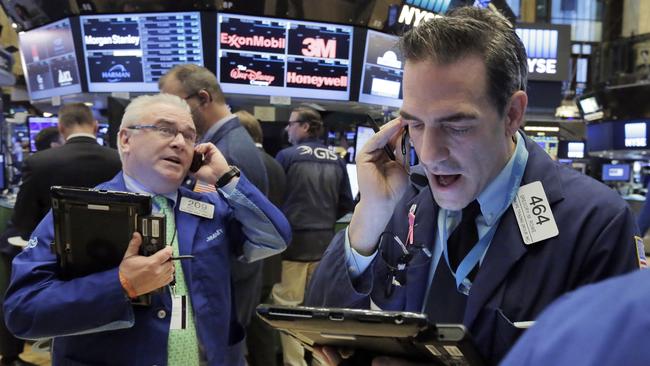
[50,186,152,279]
[256,304,484,366]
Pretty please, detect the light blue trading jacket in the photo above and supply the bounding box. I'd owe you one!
[3,171,291,366]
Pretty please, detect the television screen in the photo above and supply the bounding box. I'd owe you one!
[358,30,403,108]
[346,163,358,199]
[530,135,559,159]
[566,142,585,158]
[577,93,605,121]
[19,18,82,100]
[354,125,375,163]
[217,13,353,100]
[515,24,571,81]
[27,116,59,152]
[80,12,203,92]
[602,164,630,182]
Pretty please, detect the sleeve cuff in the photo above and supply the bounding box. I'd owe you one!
[344,227,377,279]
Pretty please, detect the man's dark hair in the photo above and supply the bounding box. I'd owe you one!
[34,126,61,151]
[58,103,95,129]
[400,6,528,115]
[292,106,323,138]
[159,64,226,105]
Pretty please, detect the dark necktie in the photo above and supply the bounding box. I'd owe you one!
[447,200,481,277]
[424,200,481,323]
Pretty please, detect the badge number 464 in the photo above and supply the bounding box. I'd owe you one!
[512,181,559,245]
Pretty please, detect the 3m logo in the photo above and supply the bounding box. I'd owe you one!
[301,38,337,58]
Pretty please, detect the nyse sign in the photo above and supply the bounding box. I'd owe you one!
[397,5,441,27]
[516,25,570,81]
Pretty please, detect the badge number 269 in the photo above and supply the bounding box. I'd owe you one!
[512,181,559,245]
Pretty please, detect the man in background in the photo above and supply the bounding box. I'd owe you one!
[0,103,121,366]
[272,106,354,365]
[159,65,270,363]
[236,110,286,366]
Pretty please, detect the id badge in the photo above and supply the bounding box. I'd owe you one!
[170,295,188,330]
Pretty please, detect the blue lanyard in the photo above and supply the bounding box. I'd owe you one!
[439,134,528,295]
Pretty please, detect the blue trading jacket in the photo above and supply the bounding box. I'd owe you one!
[4,172,290,366]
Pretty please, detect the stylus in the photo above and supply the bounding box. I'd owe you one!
[171,255,194,260]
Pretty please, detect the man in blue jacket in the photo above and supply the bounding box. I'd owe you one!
[306,7,641,365]
[3,94,291,366]
[159,65,270,363]
[500,268,649,366]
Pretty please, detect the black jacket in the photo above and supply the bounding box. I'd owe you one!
[276,139,354,261]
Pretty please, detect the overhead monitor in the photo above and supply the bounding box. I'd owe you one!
[80,12,203,92]
[515,24,571,81]
[566,142,585,159]
[577,93,605,121]
[358,30,403,108]
[217,13,353,101]
[530,135,559,159]
[602,164,630,182]
[354,125,375,163]
[19,18,82,100]
[27,116,59,152]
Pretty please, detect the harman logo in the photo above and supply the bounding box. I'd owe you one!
[102,64,131,82]
[58,69,73,84]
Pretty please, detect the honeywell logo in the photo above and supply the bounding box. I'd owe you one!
[220,32,285,50]
[287,72,347,88]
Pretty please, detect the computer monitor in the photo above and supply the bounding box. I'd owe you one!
[602,164,630,182]
[624,122,647,148]
[217,13,353,101]
[80,12,204,92]
[358,30,403,108]
[18,18,82,100]
[27,116,59,152]
[354,125,375,163]
[346,163,359,199]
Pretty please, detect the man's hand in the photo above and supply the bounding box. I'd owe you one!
[190,142,231,185]
[349,117,410,255]
[118,233,175,296]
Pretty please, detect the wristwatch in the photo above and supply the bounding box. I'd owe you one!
[216,165,241,188]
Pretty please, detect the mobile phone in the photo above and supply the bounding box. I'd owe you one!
[190,152,205,173]
[366,115,396,161]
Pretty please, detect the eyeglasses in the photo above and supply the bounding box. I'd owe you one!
[287,121,305,126]
[127,124,197,144]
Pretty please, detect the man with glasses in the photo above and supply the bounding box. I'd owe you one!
[3,94,291,366]
[307,7,640,365]
[272,106,354,366]
[159,65,270,363]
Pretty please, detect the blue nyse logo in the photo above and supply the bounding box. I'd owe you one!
[405,0,452,13]
[515,28,559,75]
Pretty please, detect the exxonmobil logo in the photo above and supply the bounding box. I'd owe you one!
[220,32,285,50]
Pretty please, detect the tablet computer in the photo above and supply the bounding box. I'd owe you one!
[50,186,152,279]
[256,304,484,365]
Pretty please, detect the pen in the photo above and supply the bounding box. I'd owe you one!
[171,255,194,260]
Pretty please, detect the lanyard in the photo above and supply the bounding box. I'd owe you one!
[439,133,529,294]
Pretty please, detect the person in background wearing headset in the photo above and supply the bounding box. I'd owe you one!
[307,6,641,365]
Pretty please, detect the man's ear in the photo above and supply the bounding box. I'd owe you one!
[197,89,211,106]
[118,129,130,153]
[92,120,99,134]
[504,90,528,136]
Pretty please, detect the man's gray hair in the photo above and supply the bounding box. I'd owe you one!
[117,94,191,157]
[400,6,528,115]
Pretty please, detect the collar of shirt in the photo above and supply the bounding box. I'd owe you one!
[199,114,237,143]
[122,173,178,213]
[66,133,96,141]
[443,130,529,228]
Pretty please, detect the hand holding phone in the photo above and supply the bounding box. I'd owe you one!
[189,152,205,173]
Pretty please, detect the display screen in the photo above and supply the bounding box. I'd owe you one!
[602,164,630,182]
[81,12,203,92]
[217,13,353,100]
[530,135,559,159]
[566,142,585,158]
[27,116,59,152]
[515,24,571,81]
[624,122,647,148]
[346,163,358,199]
[354,125,375,163]
[19,18,82,100]
[358,30,403,108]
